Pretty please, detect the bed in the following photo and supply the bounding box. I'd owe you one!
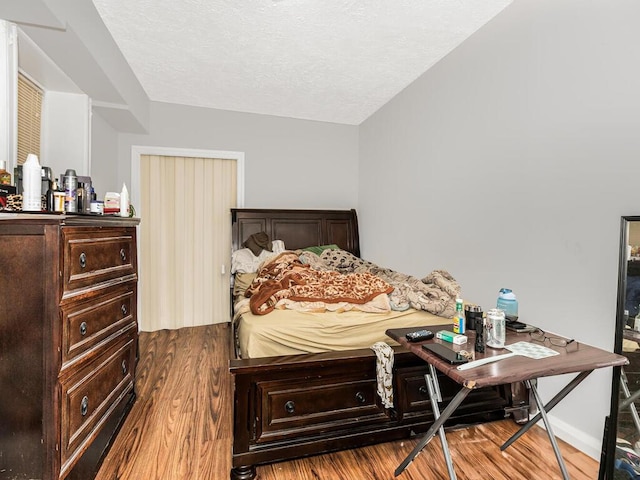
[228,208,526,480]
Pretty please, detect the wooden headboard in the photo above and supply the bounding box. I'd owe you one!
[231,208,360,257]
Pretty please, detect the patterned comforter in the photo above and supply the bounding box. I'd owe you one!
[244,249,460,318]
[301,249,460,317]
[246,252,394,315]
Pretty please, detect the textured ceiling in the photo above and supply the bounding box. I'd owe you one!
[91,0,512,125]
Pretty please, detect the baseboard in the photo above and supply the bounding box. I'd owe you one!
[546,413,601,460]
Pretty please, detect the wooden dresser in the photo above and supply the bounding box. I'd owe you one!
[0,214,140,480]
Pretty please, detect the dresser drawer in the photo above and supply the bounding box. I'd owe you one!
[62,227,136,295]
[61,284,137,370]
[394,366,439,416]
[255,374,387,444]
[60,331,136,476]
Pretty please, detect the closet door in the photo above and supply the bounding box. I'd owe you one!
[139,154,237,330]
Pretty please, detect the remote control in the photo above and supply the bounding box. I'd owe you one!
[405,329,435,342]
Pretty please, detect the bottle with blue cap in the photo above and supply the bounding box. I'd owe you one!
[497,288,518,322]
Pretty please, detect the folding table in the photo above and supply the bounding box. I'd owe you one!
[386,327,628,479]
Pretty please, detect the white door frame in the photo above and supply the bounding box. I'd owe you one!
[130,145,245,329]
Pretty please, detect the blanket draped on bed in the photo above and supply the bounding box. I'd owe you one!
[301,249,460,318]
[246,252,394,315]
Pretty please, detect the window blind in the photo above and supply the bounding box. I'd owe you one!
[17,74,42,166]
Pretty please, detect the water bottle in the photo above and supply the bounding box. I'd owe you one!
[497,288,518,321]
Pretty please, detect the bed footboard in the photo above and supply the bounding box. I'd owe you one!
[229,348,516,480]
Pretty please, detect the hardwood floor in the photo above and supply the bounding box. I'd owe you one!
[95,324,600,480]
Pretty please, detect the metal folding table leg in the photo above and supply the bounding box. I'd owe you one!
[526,379,570,479]
[501,370,592,450]
[424,364,456,479]
[500,371,595,480]
[394,378,472,477]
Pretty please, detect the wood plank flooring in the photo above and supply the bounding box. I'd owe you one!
[95,324,600,480]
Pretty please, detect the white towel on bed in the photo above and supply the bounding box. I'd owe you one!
[371,342,394,409]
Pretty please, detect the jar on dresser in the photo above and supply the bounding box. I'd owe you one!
[0,213,140,480]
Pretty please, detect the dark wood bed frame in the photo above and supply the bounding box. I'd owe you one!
[228,208,521,480]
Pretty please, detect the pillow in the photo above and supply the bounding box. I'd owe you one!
[302,244,340,256]
[233,272,257,297]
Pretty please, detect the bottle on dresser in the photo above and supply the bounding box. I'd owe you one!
[77,184,85,213]
[120,183,129,217]
[45,181,54,212]
[52,180,65,213]
[22,154,42,212]
[0,161,11,185]
[63,169,78,213]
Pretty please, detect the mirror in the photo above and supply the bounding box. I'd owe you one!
[601,216,640,480]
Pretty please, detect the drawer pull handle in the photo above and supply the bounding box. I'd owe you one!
[284,401,295,414]
[419,386,428,396]
[355,392,366,404]
[122,360,127,375]
[121,304,128,316]
[79,252,87,269]
[120,248,127,262]
[79,322,87,336]
[81,396,89,416]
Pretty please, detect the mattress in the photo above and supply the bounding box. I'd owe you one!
[236,307,452,358]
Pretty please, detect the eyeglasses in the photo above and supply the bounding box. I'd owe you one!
[530,329,578,351]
